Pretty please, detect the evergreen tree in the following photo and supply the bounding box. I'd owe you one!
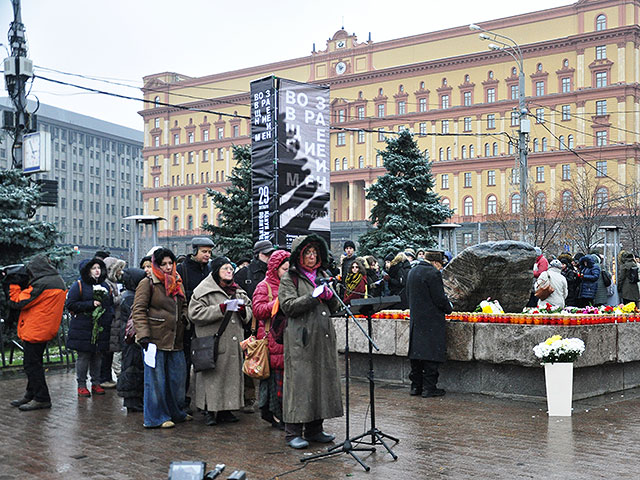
[358,130,452,259]
[204,145,253,260]
[0,169,61,266]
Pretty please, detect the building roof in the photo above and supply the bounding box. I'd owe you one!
[0,97,142,143]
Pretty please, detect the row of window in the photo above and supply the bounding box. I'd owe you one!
[151,118,241,147]
[152,194,211,212]
[168,214,220,232]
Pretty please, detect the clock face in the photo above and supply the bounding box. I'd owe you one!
[24,133,40,167]
[336,62,347,75]
[337,40,346,48]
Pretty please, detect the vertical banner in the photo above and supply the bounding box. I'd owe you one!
[277,79,331,249]
[250,76,277,244]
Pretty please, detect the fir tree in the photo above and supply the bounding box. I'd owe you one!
[204,145,253,260]
[0,169,61,266]
[358,130,452,259]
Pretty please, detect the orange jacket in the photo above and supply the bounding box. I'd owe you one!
[9,256,67,343]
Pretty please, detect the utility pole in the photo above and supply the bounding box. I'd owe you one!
[3,0,33,169]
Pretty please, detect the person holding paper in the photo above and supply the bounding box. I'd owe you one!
[189,256,252,426]
[132,248,190,429]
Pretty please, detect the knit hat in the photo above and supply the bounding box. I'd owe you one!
[550,259,563,269]
[404,248,416,259]
[343,240,356,250]
[211,256,232,283]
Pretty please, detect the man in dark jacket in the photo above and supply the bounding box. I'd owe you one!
[406,250,453,398]
[339,240,357,280]
[176,236,213,412]
[9,255,67,410]
[234,239,275,411]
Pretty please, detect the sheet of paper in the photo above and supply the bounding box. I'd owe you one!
[143,343,157,368]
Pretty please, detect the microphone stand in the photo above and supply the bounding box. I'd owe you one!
[300,278,379,472]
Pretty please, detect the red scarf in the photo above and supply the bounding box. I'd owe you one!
[151,258,185,299]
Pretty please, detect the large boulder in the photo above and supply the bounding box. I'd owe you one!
[442,241,536,313]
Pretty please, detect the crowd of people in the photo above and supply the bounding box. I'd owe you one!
[10,234,637,448]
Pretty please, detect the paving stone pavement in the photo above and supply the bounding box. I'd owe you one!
[1,368,640,479]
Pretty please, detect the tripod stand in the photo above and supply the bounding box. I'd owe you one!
[300,281,379,471]
[347,297,400,459]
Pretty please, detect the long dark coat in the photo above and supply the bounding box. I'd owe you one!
[406,259,453,363]
[188,275,252,412]
[618,253,640,302]
[278,234,344,424]
[66,259,114,353]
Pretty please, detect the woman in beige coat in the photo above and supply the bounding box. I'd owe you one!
[188,256,252,426]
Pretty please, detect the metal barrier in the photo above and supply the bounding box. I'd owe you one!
[0,311,76,371]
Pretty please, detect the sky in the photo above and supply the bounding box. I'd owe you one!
[0,0,572,131]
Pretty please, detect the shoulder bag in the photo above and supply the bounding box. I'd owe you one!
[191,309,233,372]
[535,273,555,301]
[241,283,272,380]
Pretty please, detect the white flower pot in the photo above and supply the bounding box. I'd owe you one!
[544,362,574,416]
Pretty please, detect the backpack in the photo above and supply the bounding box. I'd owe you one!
[628,266,639,284]
[124,278,153,345]
[601,270,612,287]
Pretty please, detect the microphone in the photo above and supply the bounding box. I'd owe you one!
[318,276,338,284]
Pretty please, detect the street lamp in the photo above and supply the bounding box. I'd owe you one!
[470,24,530,243]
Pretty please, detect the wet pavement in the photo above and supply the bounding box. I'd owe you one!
[1,368,640,479]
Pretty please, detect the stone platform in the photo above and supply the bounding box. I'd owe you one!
[335,317,640,400]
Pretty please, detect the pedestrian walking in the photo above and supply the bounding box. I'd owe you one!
[8,255,67,411]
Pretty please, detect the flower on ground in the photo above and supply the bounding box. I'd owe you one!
[534,335,585,363]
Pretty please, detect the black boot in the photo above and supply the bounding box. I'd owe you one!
[409,384,422,396]
[204,411,217,426]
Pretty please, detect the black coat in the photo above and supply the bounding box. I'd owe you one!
[66,259,114,353]
[406,260,453,362]
[562,267,581,307]
[234,258,267,299]
[176,255,211,303]
[388,260,411,309]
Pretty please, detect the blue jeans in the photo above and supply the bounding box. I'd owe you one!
[76,351,102,388]
[143,349,187,427]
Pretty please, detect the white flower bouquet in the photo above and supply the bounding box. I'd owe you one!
[533,335,585,363]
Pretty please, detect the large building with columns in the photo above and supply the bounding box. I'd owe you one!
[140,0,640,254]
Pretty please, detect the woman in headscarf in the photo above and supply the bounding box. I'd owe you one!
[132,247,190,429]
[189,256,252,426]
[252,249,291,430]
[343,257,368,304]
[278,234,343,449]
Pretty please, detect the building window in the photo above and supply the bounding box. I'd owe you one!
[486,88,496,103]
[542,137,548,151]
[596,130,607,146]
[595,45,607,60]
[562,191,573,210]
[334,158,340,171]
[439,148,444,161]
[464,197,473,216]
[463,91,472,106]
[153,198,159,210]
[511,168,520,185]
[376,154,382,167]
[510,84,519,100]
[568,135,574,149]
[461,146,467,159]
[596,160,607,177]
[511,194,521,213]
[338,109,346,123]
[378,129,385,142]
[441,95,449,109]
[487,195,497,215]
[492,142,498,156]
[419,122,427,135]
[337,132,346,146]
[173,133,179,145]
[487,170,496,186]
[596,14,606,31]
[508,141,515,154]
[462,117,471,132]
[397,101,406,115]
[595,187,608,207]
[464,172,472,188]
[188,132,194,143]
[377,104,385,117]
[536,81,545,96]
[561,105,571,121]
[441,174,449,189]
[202,214,208,225]
[358,106,365,119]
[154,136,160,147]
[533,138,539,152]
[203,129,209,141]
[357,130,365,143]
[232,125,239,137]
[358,156,365,168]
[596,100,607,116]
[535,108,544,123]
[487,114,496,129]
[536,166,545,182]
[484,143,490,157]
[536,192,547,211]
[595,71,607,88]
[446,147,452,160]
[559,136,566,150]
[217,127,224,139]
[188,215,194,230]
[463,232,473,245]
[153,177,160,188]
[442,197,450,209]
[561,77,571,93]
[511,112,519,127]
[442,120,449,134]
[469,144,475,158]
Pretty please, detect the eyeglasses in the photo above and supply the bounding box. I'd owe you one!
[304,250,318,257]
[219,266,234,272]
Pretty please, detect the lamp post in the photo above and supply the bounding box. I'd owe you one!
[470,24,530,243]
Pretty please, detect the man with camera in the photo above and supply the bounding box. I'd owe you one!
[6,255,67,411]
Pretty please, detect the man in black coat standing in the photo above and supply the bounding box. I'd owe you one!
[406,250,453,398]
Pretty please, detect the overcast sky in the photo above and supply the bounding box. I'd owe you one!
[0,0,571,131]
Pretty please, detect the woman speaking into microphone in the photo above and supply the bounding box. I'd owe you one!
[278,234,344,449]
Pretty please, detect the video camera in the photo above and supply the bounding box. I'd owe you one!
[167,462,246,480]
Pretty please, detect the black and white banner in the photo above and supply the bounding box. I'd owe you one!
[250,76,277,244]
[277,79,330,249]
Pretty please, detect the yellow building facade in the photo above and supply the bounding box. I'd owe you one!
[140,0,640,253]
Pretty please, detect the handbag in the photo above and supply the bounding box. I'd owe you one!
[191,309,233,373]
[535,277,555,301]
[124,278,154,345]
[241,283,273,380]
